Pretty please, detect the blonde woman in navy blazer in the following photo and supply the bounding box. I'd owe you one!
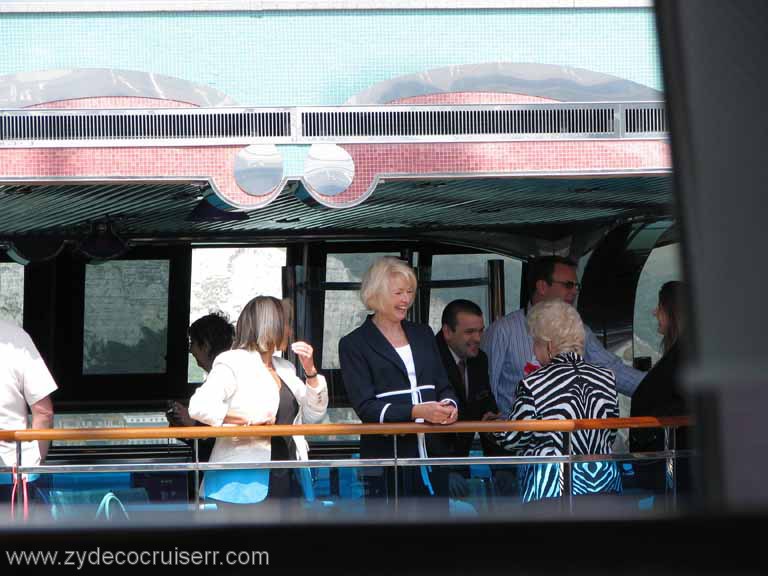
[339,256,458,498]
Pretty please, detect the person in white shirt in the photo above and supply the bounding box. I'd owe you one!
[188,296,327,506]
[0,319,57,504]
[166,311,235,463]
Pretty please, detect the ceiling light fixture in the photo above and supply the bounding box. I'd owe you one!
[76,218,129,262]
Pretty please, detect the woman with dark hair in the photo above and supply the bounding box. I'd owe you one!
[166,312,235,462]
[630,281,690,493]
[188,296,327,506]
[188,311,236,373]
[168,311,235,422]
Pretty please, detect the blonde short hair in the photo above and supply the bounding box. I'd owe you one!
[360,256,417,312]
[233,295,285,353]
[527,300,585,356]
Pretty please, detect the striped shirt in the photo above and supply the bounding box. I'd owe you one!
[493,352,622,502]
[481,307,643,416]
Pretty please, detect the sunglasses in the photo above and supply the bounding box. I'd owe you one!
[550,279,581,291]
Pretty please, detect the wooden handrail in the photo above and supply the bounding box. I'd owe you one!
[4,416,691,442]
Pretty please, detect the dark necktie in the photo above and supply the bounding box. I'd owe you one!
[457,359,468,399]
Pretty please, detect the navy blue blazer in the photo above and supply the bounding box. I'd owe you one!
[339,315,458,459]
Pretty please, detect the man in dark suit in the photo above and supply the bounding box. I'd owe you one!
[436,300,516,500]
[436,300,499,458]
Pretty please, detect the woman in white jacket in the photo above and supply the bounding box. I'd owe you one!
[188,296,328,505]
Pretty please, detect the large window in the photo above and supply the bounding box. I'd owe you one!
[325,252,396,283]
[634,243,683,365]
[321,250,522,370]
[0,262,24,325]
[83,260,170,375]
[322,252,398,369]
[427,254,522,333]
[188,246,286,382]
[51,246,189,407]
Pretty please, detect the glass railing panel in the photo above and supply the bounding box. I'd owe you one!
[1,418,694,526]
[1,451,694,526]
[3,469,193,523]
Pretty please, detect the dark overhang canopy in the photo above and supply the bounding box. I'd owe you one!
[0,173,674,257]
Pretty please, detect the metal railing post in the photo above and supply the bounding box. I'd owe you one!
[193,439,200,510]
[563,431,573,514]
[393,435,399,512]
[15,440,22,521]
[664,426,677,512]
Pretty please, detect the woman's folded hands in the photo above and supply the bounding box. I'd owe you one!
[411,401,458,425]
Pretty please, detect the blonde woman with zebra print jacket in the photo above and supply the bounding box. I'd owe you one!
[492,300,622,503]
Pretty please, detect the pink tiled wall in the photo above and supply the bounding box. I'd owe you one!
[390,92,558,105]
[308,91,671,207]
[319,140,672,207]
[27,97,197,109]
[3,94,671,209]
[9,97,273,207]
[0,146,275,208]
[1,139,671,209]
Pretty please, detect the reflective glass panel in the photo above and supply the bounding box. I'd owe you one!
[189,247,286,382]
[0,262,24,325]
[428,254,522,333]
[634,243,682,365]
[325,252,397,282]
[322,289,370,369]
[83,260,169,375]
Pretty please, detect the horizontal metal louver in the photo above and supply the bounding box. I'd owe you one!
[302,107,617,138]
[0,110,291,143]
[624,105,668,134]
[0,102,666,147]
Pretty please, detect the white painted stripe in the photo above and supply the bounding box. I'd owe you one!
[375,384,435,399]
[379,403,391,423]
[0,1,655,14]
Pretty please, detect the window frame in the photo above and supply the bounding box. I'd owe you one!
[315,242,523,408]
[53,245,191,411]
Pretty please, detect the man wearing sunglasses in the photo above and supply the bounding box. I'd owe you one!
[482,255,644,417]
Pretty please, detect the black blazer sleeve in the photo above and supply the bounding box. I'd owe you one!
[339,331,414,423]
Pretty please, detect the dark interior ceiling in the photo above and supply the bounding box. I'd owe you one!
[0,174,674,255]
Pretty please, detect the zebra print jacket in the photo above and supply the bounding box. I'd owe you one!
[494,351,622,502]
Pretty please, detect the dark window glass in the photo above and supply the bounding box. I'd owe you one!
[428,254,522,333]
[0,262,24,324]
[83,260,170,375]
